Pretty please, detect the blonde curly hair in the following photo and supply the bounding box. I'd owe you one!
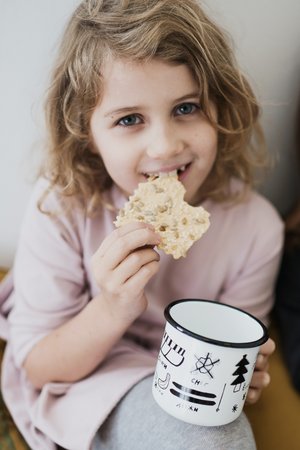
[40,0,267,213]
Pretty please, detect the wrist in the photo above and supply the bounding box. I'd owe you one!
[93,293,144,330]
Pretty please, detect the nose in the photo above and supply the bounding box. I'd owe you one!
[146,122,184,159]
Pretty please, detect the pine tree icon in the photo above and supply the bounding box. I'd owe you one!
[231,354,250,392]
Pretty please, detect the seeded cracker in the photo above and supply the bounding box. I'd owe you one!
[114,173,210,259]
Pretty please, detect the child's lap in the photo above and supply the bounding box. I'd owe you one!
[93,375,256,450]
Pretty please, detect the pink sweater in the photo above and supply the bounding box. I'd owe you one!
[0,178,283,450]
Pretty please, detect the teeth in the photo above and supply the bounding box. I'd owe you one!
[163,170,177,177]
[144,170,177,178]
[177,165,186,173]
[143,166,187,178]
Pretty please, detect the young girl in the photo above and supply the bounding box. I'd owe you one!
[0,1,283,449]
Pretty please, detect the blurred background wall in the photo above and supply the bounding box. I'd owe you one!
[0,0,300,267]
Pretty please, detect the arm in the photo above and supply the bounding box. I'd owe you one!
[23,222,161,389]
[218,198,284,403]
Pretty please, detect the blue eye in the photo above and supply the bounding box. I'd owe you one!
[117,114,141,126]
[175,103,198,115]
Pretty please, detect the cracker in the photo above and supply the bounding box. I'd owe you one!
[114,173,210,259]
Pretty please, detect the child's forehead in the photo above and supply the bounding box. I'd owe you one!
[101,57,198,89]
[98,57,201,107]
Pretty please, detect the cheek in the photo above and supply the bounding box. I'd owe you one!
[91,125,131,164]
[91,131,115,163]
[205,126,218,155]
[209,138,218,162]
[95,138,135,184]
[195,126,218,161]
[99,148,123,174]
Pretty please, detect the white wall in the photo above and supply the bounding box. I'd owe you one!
[1,0,300,267]
[0,0,79,267]
[205,0,300,211]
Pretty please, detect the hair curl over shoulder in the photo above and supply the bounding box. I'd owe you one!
[40,0,268,213]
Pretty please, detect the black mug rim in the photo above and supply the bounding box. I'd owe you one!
[164,298,269,349]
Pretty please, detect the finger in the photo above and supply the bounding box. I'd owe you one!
[124,258,161,292]
[254,338,276,371]
[98,221,156,257]
[111,247,160,286]
[246,387,262,404]
[259,338,276,357]
[255,353,269,371]
[250,370,270,389]
[102,227,161,270]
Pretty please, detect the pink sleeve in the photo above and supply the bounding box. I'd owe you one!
[8,179,90,368]
[219,198,284,325]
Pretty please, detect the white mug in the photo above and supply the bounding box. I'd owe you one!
[152,299,268,426]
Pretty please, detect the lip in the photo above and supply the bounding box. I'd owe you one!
[142,162,192,178]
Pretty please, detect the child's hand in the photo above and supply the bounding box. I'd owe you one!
[246,337,275,404]
[92,221,161,322]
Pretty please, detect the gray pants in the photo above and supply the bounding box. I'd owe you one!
[93,376,256,450]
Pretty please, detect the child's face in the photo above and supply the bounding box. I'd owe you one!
[90,57,218,204]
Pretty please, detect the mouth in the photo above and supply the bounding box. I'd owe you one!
[143,163,191,180]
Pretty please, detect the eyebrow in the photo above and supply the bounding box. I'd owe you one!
[104,106,141,118]
[104,91,200,118]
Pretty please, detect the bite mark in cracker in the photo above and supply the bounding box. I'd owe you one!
[114,173,210,259]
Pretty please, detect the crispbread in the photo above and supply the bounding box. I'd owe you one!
[114,173,210,259]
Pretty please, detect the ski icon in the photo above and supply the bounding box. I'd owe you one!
[170,382,216,406]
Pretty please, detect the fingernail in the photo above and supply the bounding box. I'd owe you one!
[263,373,270,386]
[154,232,162,242]
[144,223,155,231]
[247,390,256,401]
[257,354,264,365]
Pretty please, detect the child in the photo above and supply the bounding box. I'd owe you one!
[0,1,283,449]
